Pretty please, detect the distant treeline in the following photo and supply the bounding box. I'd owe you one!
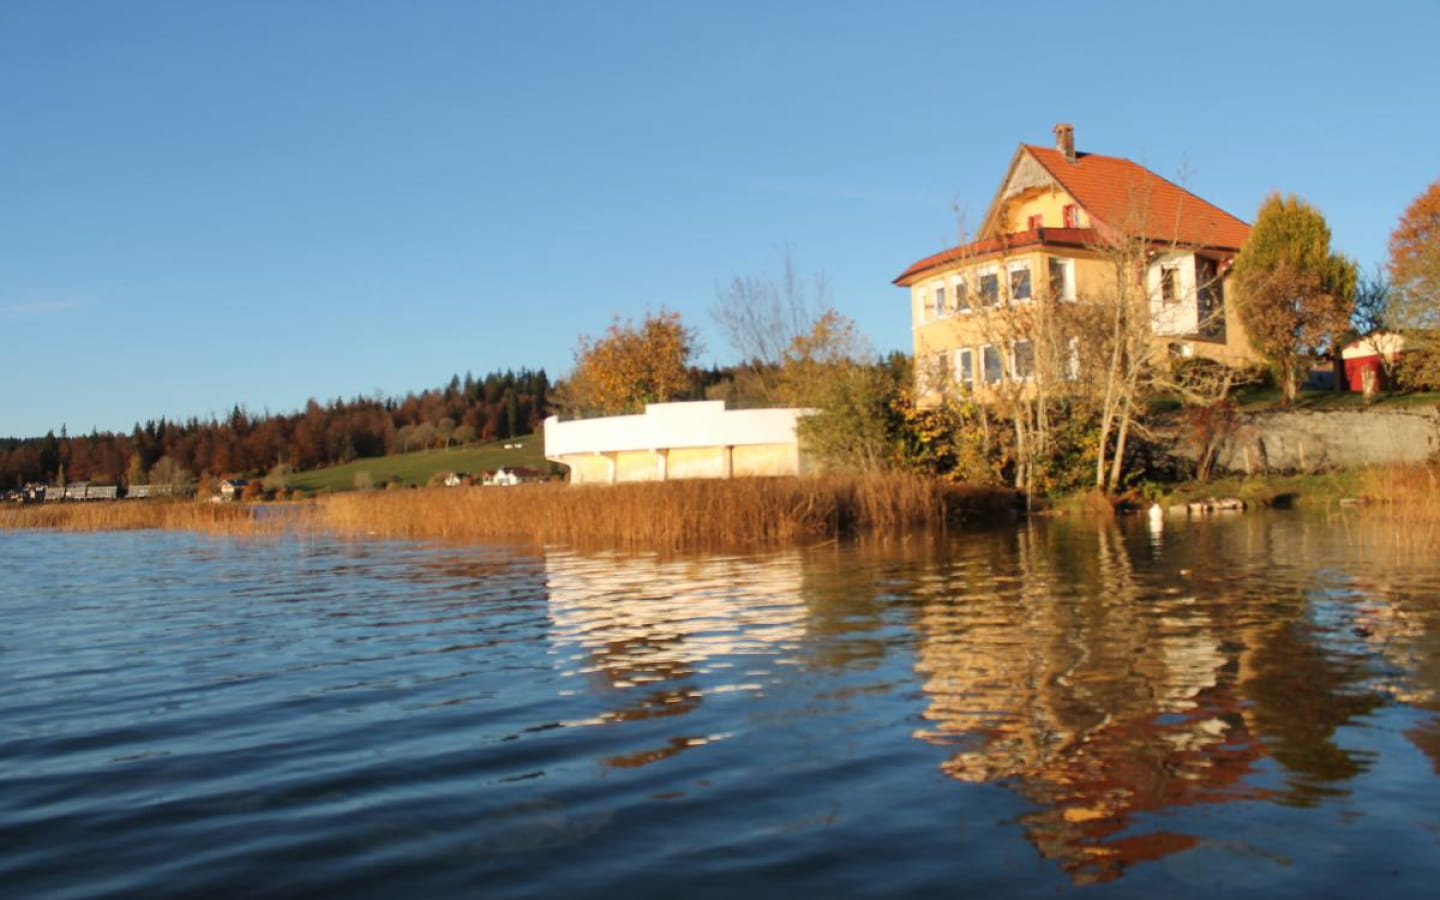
[1,369,551,488]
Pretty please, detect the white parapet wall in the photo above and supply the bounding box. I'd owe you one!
[544,401,812,484]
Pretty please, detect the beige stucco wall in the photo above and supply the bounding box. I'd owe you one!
[544,401,812,485]
[910,246,1259,406]
[995,184,1089,232]
[732,444,799,478]
[667,446,729,480]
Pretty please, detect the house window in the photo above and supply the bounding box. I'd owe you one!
[979,271,1000,307]
[1196,256,1225,339]
[982,345,1004,384]
[1027,213,1044,230]
[953,277,971,313]
[1062,204,1080,228]
[1160,266,1180,305]
[1012,340,1035,379]
[1048,257,1074,301]
[924,351,948,393]
[1065,336,1080,381]
[956,347,974,391]
[934,285,947,318]
[1009,263,1032,302]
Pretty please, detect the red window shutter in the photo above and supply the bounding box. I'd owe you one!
[1027,213,1043,230]
[1062,204,1079,228]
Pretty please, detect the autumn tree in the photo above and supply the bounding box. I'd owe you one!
[1387,179,1440,387]
[558,309,699,416]
[1232,193,1356,405]
[782,312,903,472]
[149,455,191,492]
[712,247,830,405]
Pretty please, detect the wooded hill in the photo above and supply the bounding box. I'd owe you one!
[0,369,551,488]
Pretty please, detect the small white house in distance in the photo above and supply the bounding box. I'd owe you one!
[543,401,812,485]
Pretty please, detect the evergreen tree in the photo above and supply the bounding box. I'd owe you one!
[1232,193,1357,404]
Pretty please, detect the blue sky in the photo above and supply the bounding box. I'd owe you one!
[4,0,1437,438]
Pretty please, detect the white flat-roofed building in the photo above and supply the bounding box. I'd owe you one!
[544,401,812,485]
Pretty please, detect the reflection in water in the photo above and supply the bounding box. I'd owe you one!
[910,514,1440,885]
[543,550,809,767]
[913,522,1266,884]
[8,517,1440,897]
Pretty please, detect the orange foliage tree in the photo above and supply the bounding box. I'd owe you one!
[560,310,700,416]
[1388,179,1440,386]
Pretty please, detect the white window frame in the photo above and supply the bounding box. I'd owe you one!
[952,275,972,314]
[1160,263,1182,306]
[924,350,949,394]
[1048,256,1076,302]
[1008,262,1033,303]
[933,284,948,319]
[981,344,1004,385]
[956,347,975,391]
[976,265,1001,308]
[1011,339,1035,381]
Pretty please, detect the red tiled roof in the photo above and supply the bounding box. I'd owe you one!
[1022,145,1250,251]
[893,228,1098,285]
[896,143,1250,286]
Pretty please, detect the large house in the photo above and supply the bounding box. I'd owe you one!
[896,124,1259,402]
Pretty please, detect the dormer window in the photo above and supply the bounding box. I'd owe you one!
[1062,204,1080,228]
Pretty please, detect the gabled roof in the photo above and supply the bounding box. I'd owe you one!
[897,138,1250,286]
[1018,145,1250,250]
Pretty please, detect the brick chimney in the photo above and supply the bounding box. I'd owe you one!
[1053,123,1075,162]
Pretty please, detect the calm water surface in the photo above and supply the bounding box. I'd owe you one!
[3,513,1440,898]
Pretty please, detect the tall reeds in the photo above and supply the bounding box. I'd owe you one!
[1,475,1017,548]
[319,474,1017,549]
[1355,464,1440,549]
[0,500,282,536]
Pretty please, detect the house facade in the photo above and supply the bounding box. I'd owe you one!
[896,124,1260,404]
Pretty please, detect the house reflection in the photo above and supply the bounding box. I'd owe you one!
[912,521,1271,885]
[543,549,809,768]
[911,513,1440,884]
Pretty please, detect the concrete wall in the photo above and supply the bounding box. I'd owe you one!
[1212,407,1440,474]
[544,401,811,485]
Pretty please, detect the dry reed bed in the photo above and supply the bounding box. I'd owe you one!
[0,500,283,536]
[0,476,1016,547]
[1354,464,1440,548]
[319,475,1018,548]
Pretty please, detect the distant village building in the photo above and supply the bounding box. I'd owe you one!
[480,466,543,487]
[544,401,812,485]
[218,479,249,502]
[39,483,119,502]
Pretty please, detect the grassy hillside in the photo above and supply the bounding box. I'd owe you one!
[287,435,554,492]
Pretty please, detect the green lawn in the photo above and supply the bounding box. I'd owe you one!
[287,435,555,492]
[1232,386,1440,410]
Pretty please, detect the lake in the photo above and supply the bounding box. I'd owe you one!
[3,512,1439,898]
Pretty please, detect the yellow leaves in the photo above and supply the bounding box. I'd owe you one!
[774,310,871,407]
[566,310,699,415]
